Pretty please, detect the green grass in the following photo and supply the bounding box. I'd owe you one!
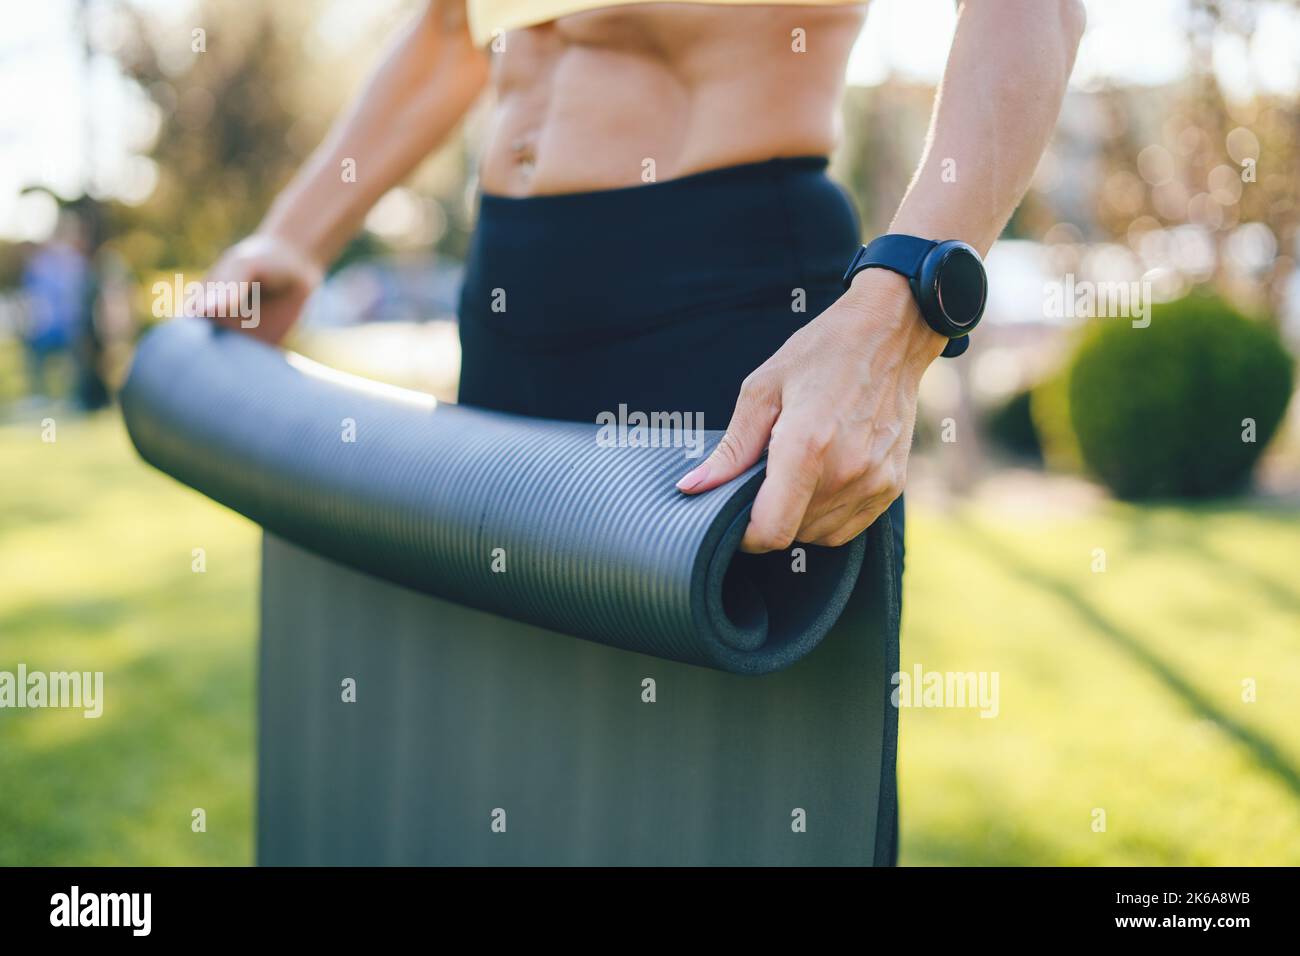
[0,411,258,865]
[901,501,1300,865]
[2,411,1298,865]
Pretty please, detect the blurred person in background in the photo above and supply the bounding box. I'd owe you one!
[19,210,88,404]
[201,0,1085,863]
[18,202,112,411]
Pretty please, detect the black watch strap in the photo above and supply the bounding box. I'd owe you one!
[842,234,973,359]
[844,234,936,283]
[939,335,969,359]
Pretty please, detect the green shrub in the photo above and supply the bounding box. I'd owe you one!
[1030,364,1085,473]
[1067,294,1294,499]
[984,388,1042,461]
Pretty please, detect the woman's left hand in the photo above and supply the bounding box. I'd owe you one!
[675,269,946,553]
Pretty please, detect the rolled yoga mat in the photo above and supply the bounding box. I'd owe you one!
[121,317,901,865]
[120,317,866,675]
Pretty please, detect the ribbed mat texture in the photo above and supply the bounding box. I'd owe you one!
[120,318,865,673]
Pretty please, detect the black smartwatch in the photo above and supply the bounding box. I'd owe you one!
[842,234,987,358]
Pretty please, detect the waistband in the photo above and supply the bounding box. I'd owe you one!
[459,156,862,343]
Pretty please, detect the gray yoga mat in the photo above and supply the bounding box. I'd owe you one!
[257,529,896,865]
[120,317,900,864]
[120,318,866,675]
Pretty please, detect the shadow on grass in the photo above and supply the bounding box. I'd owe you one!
[0,561,255,865]
[0,640,254,865]
[0,595,137,641]
[1123,503,1300,622]
[952,512,1300,804]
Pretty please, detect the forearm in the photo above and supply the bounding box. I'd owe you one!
[888,0,1087,254]
[841,0,1085,361]
[260,1,489,267]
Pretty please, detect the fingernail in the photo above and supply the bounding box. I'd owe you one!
[676,464,709,492]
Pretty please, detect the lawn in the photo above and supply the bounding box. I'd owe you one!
[2,411,1298,865]
[0,411,258,865]
[901,497,1300,865]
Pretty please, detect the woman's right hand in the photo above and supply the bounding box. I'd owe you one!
[200,234,325,345]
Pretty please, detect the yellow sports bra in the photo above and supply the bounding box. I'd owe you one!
[467,0,863,47]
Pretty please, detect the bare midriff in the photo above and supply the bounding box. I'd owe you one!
[477,3,867,196]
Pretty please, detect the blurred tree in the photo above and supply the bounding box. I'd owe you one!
[1102,0,1297,320]
[97,0,477,297]
[106,2,318,275]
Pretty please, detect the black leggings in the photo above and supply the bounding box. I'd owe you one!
[457,156,904,864]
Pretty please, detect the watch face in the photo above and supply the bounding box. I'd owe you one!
[935,246,987,328]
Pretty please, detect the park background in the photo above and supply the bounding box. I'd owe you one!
[2,0,1299,865]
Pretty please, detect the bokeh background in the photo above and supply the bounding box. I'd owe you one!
[2,0,1299,865]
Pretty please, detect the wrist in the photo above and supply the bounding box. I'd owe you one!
[247,227,328,284]
[258,189,346,274]
[842,268,947,368]
[258,222,327,270]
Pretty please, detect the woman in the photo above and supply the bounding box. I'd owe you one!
[203,0,1085,863]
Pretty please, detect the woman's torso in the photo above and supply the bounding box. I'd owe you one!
[477,2,867,196]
